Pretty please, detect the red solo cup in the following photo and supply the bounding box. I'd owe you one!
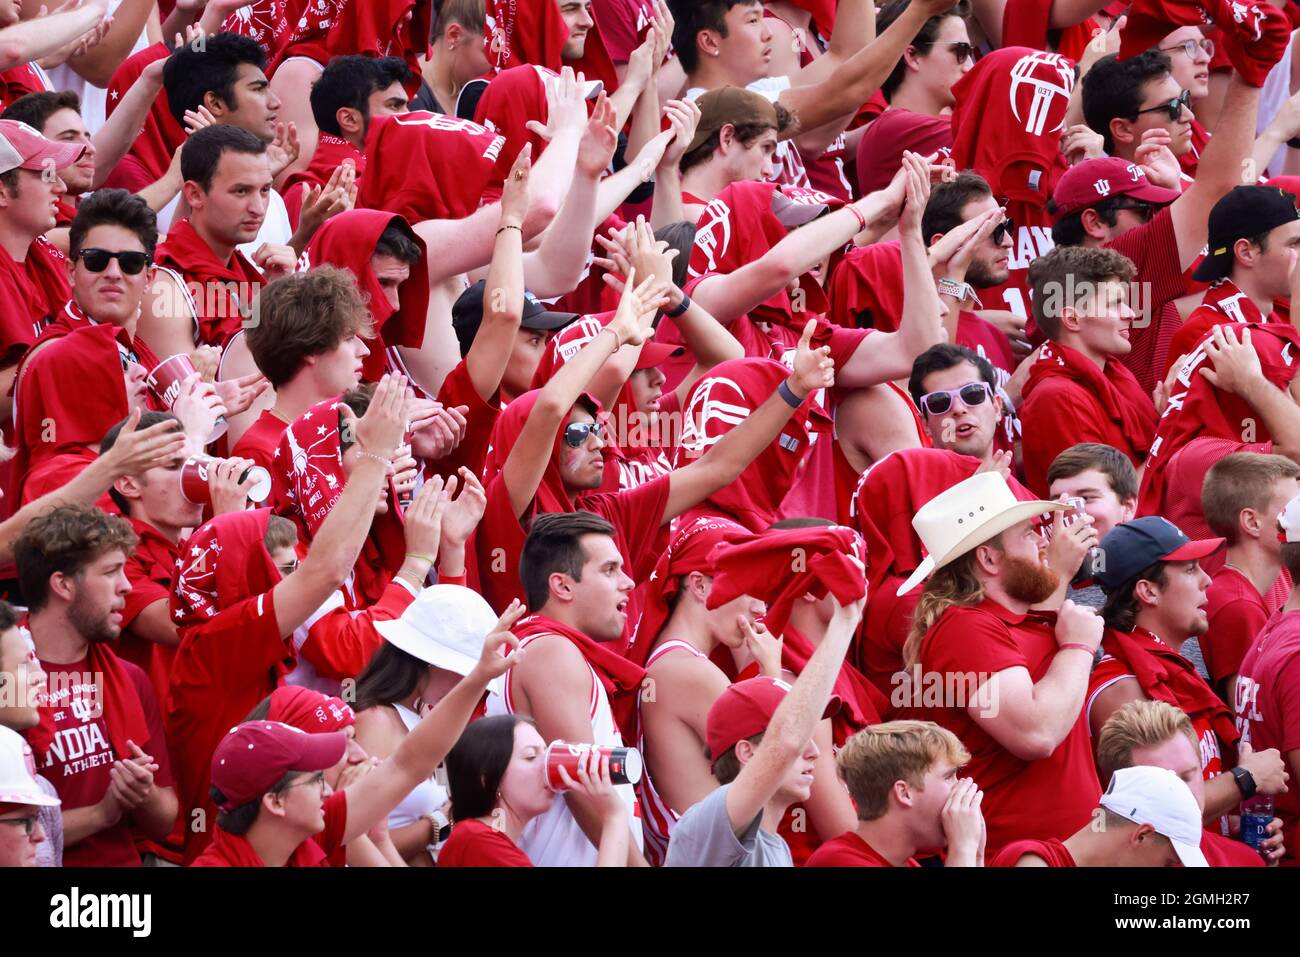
[145,354,197,410]
[179,454,272,506]
[544,742,642,792]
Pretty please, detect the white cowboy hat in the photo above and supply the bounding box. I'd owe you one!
[374,585,505,697]
[896,472,1067,596]
[0,727,59,808]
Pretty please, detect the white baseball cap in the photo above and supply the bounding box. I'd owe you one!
[1099,765,1207,867]
[0,727,59,808]
[1277,492,1300,543]
[374,584,503,696]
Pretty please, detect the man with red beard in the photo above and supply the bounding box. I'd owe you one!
[143,125,297,357]
[0,118,83,410]
[901,471,1104,851]
[1090,516,1289,829]
[16,505,178,867]
[1020,245,1158,497]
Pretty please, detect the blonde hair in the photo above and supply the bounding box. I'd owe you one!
[1095,700,1199,785]
[837,720,971,821]
[903,549,988,668]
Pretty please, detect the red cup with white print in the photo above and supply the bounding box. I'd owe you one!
[179,453,271,506]
[544,742,642,791]
[146,354,228,443]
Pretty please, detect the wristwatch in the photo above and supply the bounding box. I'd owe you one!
[937,277,976,304]
[1231,766,1257,799]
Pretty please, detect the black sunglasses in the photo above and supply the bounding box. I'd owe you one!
[1109,199,1155,223]
[1131,89,1192,122]
[918,382,993,417]
[563,421,605,448]
[915,40,974,63]
[992,217,1015,245]
[76,248,151,275]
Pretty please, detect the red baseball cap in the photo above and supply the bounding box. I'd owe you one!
[0,119,85,176]
[1050,157,1181,221]
[635,341,685,370]
[706,676,841,767]
[210,720,346,812]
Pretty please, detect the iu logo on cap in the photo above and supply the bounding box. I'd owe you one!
[1093,179,1112,197]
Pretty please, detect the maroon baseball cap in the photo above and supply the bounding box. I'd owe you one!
[635,341,685,370]
[0,119,85,176]
[1051,157,1181,222]
[706,676,841,767]
[210,720,346,811]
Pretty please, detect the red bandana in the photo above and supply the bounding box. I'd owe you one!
[171,509,283,635]
[357,112,505,224]
[300,209,429,381]
[485,0,618,91]
[473,64,559,192]
[153,218,265,347]
[267,685,356,732]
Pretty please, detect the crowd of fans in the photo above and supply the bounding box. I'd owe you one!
[2,0,1300,870]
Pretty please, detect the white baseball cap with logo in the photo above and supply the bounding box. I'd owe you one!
[0,119,85,176]
[1099,765,1208,867]
[374,584,504,695]
[0,726,59,808]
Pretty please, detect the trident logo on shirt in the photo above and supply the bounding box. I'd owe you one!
[1008,52,1074,137]
[691,199,733,279]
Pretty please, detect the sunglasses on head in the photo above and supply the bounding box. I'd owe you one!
[992,217,1015,245]
[563,421,605,448]
[75,248,151,275]
[1132,88,1192,122]
[918,381,993,417]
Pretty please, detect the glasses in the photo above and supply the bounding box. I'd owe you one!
[1109,199,1155,223]
[0,816,39,838]
[1131,89,1192,122]
[563,421,605,448]
[75,248,151,275]
[918,382,993,417]
[916,40,974,63]
[1159,37,1213,61]
[992,217,1015,245]
[276,771,326,795]
[276,557,299,576]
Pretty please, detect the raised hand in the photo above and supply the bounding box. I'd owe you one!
[213,371,269,417]
[469,599,528,683]
[660,98,702,170]
[1198,325,1264,398]
[788,319,834,399]
[500,144,532,226]
[208,456,260,515]
[440,468,488,548]
[401,473,448,561]
[266,121,301,179]
[527,67,588,142]
[99,408,187,477]
[577,93,619,177]
[343,372,408,460]
[1054,598,1103,653]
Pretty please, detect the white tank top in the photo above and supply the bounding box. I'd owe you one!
[486,631,643,866]
[387,703,448,828]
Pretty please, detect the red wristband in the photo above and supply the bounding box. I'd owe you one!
[1058,642,1094,655]
[847,204,867,232]
[438,571,468,586]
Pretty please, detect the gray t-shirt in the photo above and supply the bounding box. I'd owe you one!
[664,784,793,867]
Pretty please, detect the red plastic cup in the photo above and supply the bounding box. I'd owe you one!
[179,454,271,506]
[544,742,642,792]
[146,354,228,443]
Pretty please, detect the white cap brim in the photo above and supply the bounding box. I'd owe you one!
[1171,838,1209,868]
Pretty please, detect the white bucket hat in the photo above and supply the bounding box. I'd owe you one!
[0,727,59,807]
[374,584,504,696]
[896,472,1067,596]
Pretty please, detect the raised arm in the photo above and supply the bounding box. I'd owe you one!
[90,57,165,188]
[270,374,407,634]
[340,602,525,844]
[1198,325,1300,463]
[724,596,863,833]
[0,0,106,70]
[780,0,877,87]
[55,0,155,87]
[661,319,834,523]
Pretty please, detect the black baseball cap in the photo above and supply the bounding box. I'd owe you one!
[1192,185,1300,282]
[451,280,579,357]
[1094,516,1224,594]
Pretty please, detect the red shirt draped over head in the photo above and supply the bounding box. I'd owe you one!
[20,299,161,380]
[167,508,292,862]
[357,112,505,225]
[266,0,432,84]
[511,612,645,744]
[11,324,130,505]
[1165,278,1287,378]
[672,357,829,532]
[485,0,619,91]
[1118,0,1209,60]
[301,209,429,382]
[950,47,1074,317]
[474,65,556,192]
[105,43,185,186]
[268,396,406,605]
[282,133,365,231]
[154,218,265,347]
[0,237,71,365]
[1019,340,1158,496]
[1140,322,1300,519]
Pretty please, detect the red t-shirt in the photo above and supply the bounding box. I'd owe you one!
[1158,438,1273,545]
[430,357,501,482]
[855,109,952,195]
[1235,609,1300,865]
[805,830,918,867]
[1203,566,1269,691]
[1201,827,1265,867]
[591,0,651,62]
[1104,206,1188,393]
[38,655,174,867]
[190,790,348,867]
[231,409,289,472]
[117,519,182,707]
[475,472,671,613]
[989,837,1076,867]
[911,598,1101,851]
[167,589,293,863]
[437,818,535,866]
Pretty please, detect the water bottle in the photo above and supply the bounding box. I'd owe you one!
[1240,794,1273,852]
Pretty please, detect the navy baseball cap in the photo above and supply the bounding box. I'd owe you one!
[1095,517,1224,594]
[451,280,578,357]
